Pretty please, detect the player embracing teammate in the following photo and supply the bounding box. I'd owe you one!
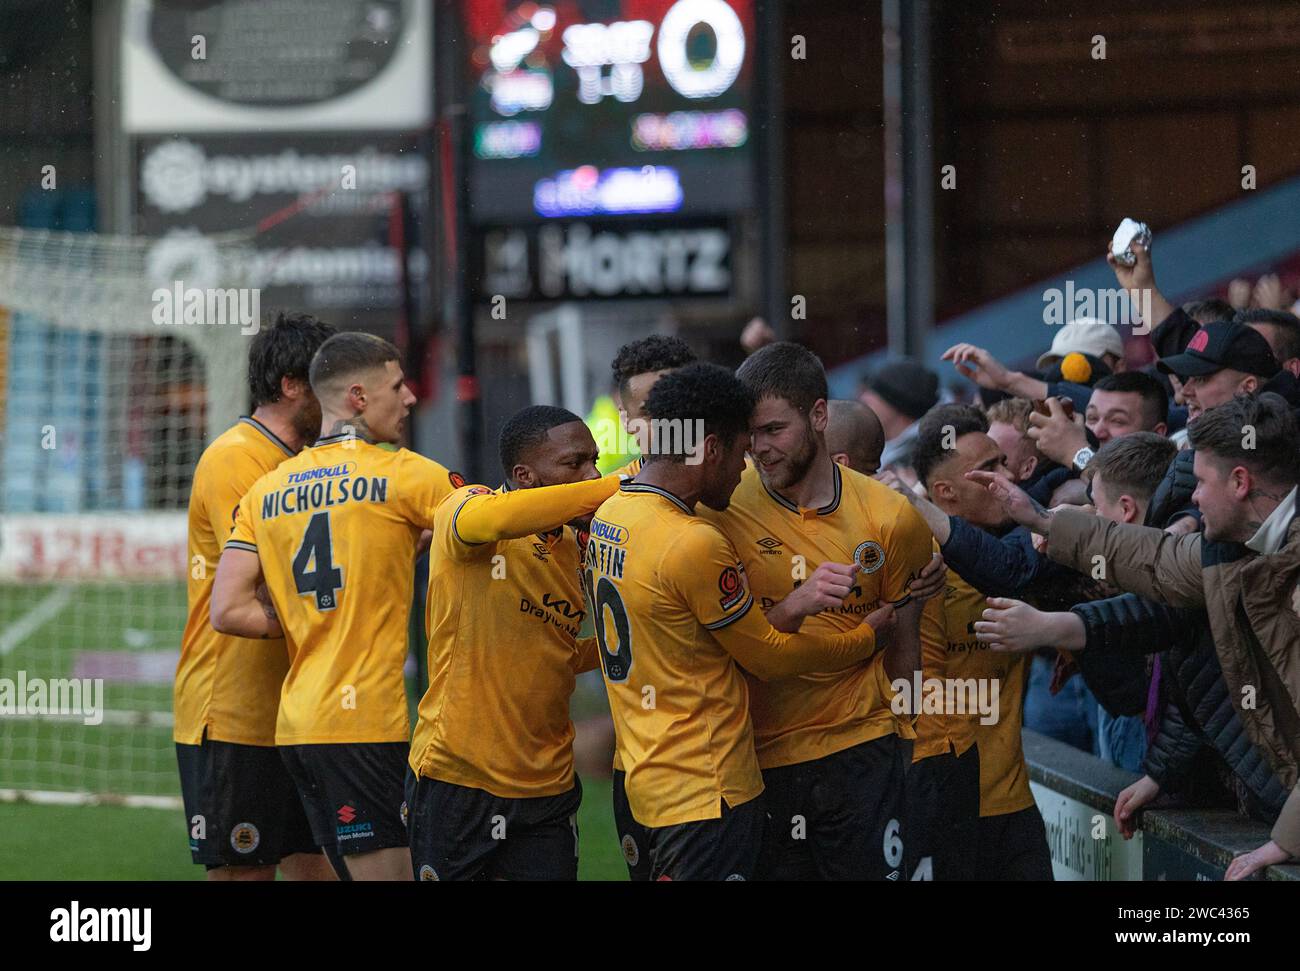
[586,353,946,880]
[184,325,1039,881]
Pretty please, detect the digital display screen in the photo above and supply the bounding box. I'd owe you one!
[464,0,756,224]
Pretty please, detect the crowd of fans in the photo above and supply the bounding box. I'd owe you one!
[829,241,1300,878]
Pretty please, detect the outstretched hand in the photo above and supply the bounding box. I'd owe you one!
[964,469,1051,534]
[975,597,1049,653]
[941,343,1013,392]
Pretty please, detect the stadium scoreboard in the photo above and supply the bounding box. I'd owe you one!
[467,0,757,302]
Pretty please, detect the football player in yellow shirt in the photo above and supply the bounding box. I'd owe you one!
[824,398,979,881]
[700,344,940,880]
[173,311,336,880]
[588,362,899,880]
[211,332,461,880]
[907,561,984,881]
[605,334,697,879]
[906,405,1051,880]
[406,406,623,881]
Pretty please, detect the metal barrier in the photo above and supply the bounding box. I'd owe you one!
[1024,729,1300,882]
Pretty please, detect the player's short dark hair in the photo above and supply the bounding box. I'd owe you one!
[913,404,989,488]
[1187,393,1300,487]
[308,332,401,394]
[611,335,696,396]
[1235,308,1300,363]
[734,341,828,415]
[1086,432,1177,505]
[1090,371,1169,430]
[642,362,755,463]
[1182,298,1234,326]
[247,311,335,408]
[499,405,583,478]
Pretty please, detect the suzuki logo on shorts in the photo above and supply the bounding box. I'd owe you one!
[337,804,357,824]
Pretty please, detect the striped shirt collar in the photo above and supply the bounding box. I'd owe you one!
[240,416,295,456]
[760,461,842,516]
[620,480,694,515]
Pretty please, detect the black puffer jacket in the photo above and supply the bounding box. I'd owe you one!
[1147,448,1198,529]
[1071,593,1288,823]
[1070,449,1194,717]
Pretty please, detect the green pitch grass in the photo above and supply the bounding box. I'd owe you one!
[0,581,185,796]
[0,775,626,880]
[1,580,626,880]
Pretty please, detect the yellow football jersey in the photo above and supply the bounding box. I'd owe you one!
[926,569,1032,815]
[973,649,1031,816]
[226,433,459,745]
[174,417,296,746]
[587,480,881,829]
[410,476,620,798]
[698,463,935,768]
[912,549,980,762]
[607,456,640,777]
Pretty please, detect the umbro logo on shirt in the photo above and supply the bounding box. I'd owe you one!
[756,536,784,555]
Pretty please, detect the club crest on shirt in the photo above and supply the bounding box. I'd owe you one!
[718,565,746,610]
[854,540,886,574]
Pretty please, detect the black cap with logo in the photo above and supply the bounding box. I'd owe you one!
[1156,322,1280,379]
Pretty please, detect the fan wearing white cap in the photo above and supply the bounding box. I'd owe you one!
[1035,318,1127,375]
[943,333,1118,417]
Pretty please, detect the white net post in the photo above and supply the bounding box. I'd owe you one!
[0,226,254,803]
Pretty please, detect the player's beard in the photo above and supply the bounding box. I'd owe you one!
[762,420,817,491]
[293,397,323,445]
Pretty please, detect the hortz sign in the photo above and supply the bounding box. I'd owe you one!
[478,220,731,301]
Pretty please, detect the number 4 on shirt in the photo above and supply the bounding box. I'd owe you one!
[293,511,344,610]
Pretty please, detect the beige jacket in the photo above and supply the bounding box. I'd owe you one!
[1047,507,1300,856]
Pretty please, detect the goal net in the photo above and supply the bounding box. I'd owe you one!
[0,225,257,806]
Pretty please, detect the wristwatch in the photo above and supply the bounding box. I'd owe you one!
[1072,446,1095,472]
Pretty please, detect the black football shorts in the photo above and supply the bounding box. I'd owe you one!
[756,734,907,880]
[611,768,651,881]
[175,735,317,868]
[404,770,581,881]
[644,795,765,881]
[903,742,980,880]
[278,742,409,858]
